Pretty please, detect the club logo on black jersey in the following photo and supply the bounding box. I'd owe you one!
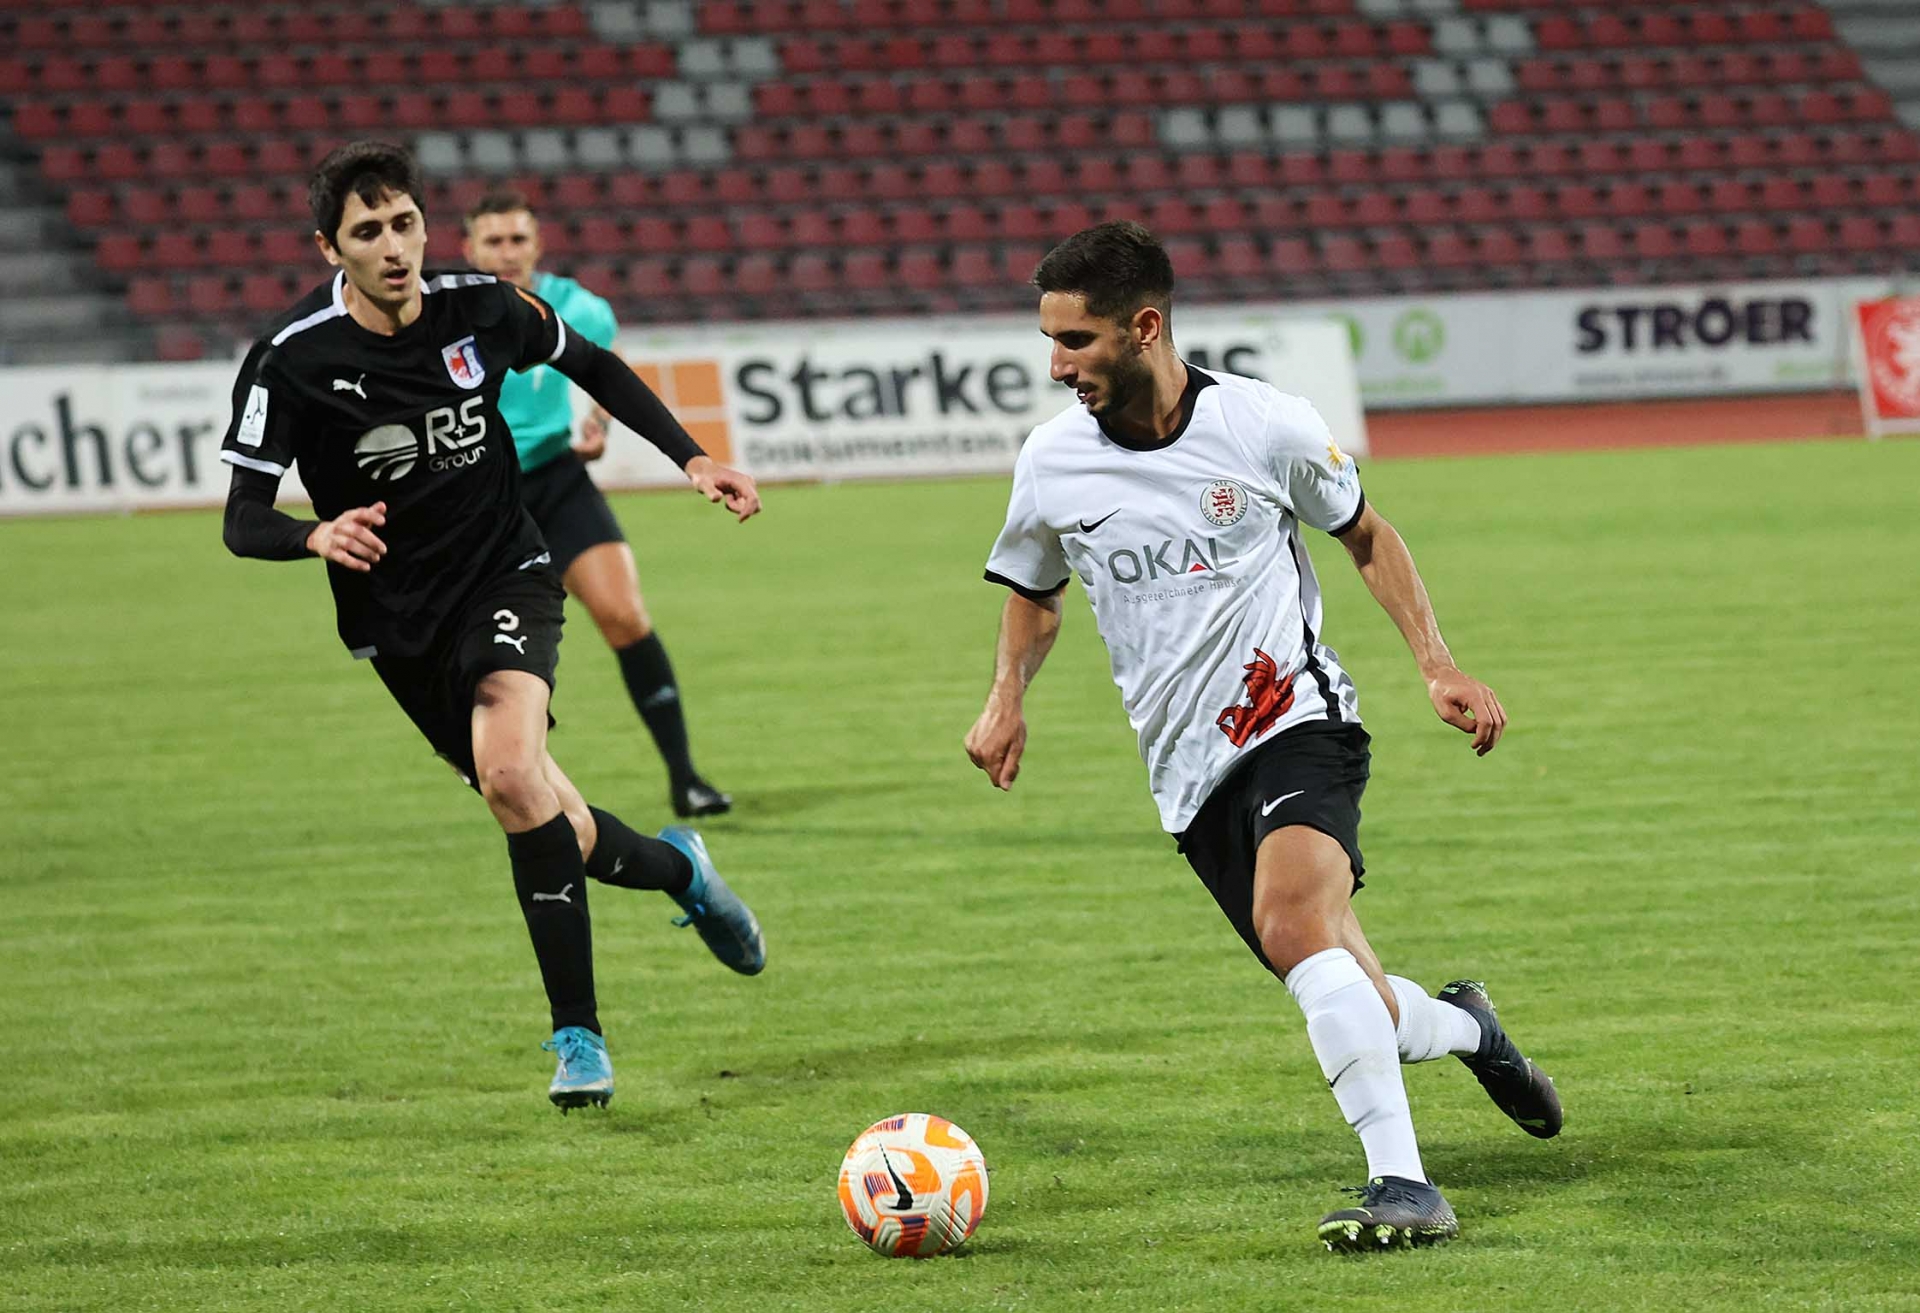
[1200,479,1249,528]
[355,425,416,482]
[442,335,487,389]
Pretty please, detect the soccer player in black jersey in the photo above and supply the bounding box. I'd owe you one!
[219,141,765,1111]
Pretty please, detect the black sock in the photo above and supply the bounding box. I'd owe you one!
[615,634,697,788]
[506,813,599,1035]
[586,806,694,896]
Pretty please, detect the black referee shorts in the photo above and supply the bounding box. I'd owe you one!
[1175,720,1373,977]
[371,566,566,789]
[519,450,627,578]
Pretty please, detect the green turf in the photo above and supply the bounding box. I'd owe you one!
[1,439,1916,1312]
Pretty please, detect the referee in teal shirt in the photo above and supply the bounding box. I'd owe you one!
[464,190,729,818]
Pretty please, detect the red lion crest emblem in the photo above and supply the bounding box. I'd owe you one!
[1215,647,1296,747]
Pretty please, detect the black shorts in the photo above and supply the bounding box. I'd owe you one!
[520,450,626,577]
[1175,720,1373,976]
[370,566,566,789]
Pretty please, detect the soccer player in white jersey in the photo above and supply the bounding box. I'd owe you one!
[965,222,1562,1252]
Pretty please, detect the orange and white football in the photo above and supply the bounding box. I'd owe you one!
[837,1113,989,1258]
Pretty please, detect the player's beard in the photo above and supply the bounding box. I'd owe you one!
[1094,341,1154,417]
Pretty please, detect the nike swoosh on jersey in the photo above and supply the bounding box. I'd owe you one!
[1261,790,1306,816]
[1078,510,1120,533]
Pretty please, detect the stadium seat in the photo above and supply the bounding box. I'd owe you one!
[9,0,1919,340]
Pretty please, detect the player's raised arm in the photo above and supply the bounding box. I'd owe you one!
[1335,503,1506,755]
[503,285,760,522]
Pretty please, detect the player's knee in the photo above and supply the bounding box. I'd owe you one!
[1254,887,1340,975]
[595,604,651,648]
[479,758,551,822]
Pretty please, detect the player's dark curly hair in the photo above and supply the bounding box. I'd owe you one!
[1031,221,1175,325]
[308,140,423,247]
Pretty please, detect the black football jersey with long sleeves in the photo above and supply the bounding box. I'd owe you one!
[220,270,573,659]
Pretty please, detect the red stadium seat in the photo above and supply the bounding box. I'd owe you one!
[1525,227,1575,265]
[1683,221,1730,259]
[126,277,173,317]
[1629,223,1679,260]
[1319,234,1369,274]
[1578,224,1626,261]
[1837,214,1885,252]
[241,272,289,312]
[1477,228,1524,266]
[1732,219,1778,256]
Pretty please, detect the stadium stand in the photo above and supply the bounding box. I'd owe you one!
[2,0,1918,361]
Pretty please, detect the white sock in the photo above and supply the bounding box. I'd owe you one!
[1387,976,1484,1064]
[1285,948,1425,1182]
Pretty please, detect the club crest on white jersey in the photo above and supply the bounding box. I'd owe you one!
[1200,479,1249,527]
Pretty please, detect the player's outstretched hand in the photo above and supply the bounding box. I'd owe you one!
[571,409,610,462]
[965,700,1028,791]
[685,455,761,522]
[1426,666,1507,755]
[307,503,388,572]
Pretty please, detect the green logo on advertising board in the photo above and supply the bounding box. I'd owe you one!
[1393,309,1445,364]
[1328,313,1364,358]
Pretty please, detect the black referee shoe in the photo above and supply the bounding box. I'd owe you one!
[1318,1176,1459,1252]
[1438,979,1563,1139]
[671,775,732,818]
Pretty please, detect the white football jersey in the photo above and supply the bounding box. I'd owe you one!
[985,366,1365,832]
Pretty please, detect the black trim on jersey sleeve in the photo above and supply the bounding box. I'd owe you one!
[984,569,1069,602]
[550,332,705,470]
[1329,489,1367,538]
[223,466,318,561]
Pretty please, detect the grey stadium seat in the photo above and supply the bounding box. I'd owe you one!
[414,132,465,175]
[702,82,753,122]
[521,129,571,171]
[1413,61,1462,96]
[576,127,628,170]
[679,125,731,166]
[1215,105,1265,148]
[625,126,679,170]
[1378,102,1430,144]
[1158,107,1211,150]
[466,131,518,174]
[1326,104,1375,145]
[651,83,703,123]
[1271,105,1320,147]
[587,1,645,41]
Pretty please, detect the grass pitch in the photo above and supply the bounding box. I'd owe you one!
[1,438,1916,1311]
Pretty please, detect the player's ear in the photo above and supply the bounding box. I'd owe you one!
[1132,304,1164,350]
[314,230,342,267]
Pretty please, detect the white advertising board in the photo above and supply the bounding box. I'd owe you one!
[7,272,1899,517]
[597,312,1366,489]
[0,362,311,515]
[1272,281,1860,407]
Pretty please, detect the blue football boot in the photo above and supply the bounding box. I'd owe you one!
[658,825,766,976]
[543,1026,613,1112]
